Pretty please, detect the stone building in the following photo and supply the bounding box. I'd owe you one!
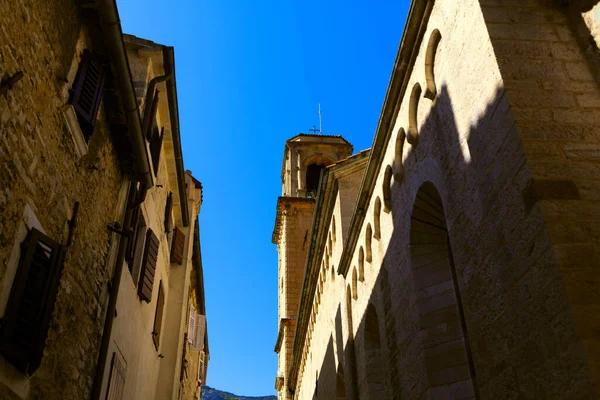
[0,2,208,400]
[274,0,600,399]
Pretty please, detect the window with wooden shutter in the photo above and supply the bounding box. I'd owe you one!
[150,125,164,175]
[137,229,159,303]
[164,192,173,234]
[106,351,126,400]
[187,306,196,345]
[171,226,185,265]
[191,314,206,351]
[70,50,105,140]
[151,282,165,350]
[0,228,65,375]
[126,205,141,265]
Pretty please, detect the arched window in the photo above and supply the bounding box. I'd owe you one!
[408,83,422,145]
[424,29,442,100]
[331,264,335,281]
[374,197,381,240]
[306,164,325,197]
[358,247,365,282]
[364,304,388,399]
[328,233,333,256]
[394,128,406,182]
[410,182,478,397]
[383,165,393,212]
[365,224,373,263]
[352,267,358,300]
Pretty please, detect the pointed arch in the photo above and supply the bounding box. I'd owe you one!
[331,264,335,281]
[364,304,388,399]
[410,182,478,398]
[407,83,422,145]
[424,29,442,100]
[358,247,365,282]
[394,128,406,182]
[374,197,382,240]
[328,232,333,256]
[365,224,373,263]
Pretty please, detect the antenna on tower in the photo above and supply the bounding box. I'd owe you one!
[318,104,323,134]
[308,104,324,135]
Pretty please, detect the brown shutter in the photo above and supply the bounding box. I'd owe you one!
[150,126,164,175]
[0,228,65,374]
[171,226,185,265]
[151,282,165,350]
[138,229,159,303]
[70,50,105,139]
[164,192,173,233]
[106,351,126,400]
[143,90,159,140]
[126,205,141,264]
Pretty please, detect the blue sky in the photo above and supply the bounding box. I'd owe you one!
[117,0,409,395]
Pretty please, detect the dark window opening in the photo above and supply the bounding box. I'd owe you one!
[306,164,325,198]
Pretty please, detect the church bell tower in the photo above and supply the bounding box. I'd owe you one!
[272,134,352,399]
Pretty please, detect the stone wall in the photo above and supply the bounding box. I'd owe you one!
[290,0,599,398]
[0,0,127,399]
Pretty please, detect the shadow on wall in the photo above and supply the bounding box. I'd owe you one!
[310,82,595,400]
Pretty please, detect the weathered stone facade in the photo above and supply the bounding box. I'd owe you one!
[274,0,600,399]
[0,2,208,400]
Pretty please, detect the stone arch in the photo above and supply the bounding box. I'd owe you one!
[424,29,441,100]
[358,247,365,282]
[383,165,393,212]
[374,197,382,240]
[410,182,478,398]
[407,83,422,145]
[394,128,406,182]
[352,267,358,300]
[363,304,388,399]
[365,224,373,263]
[336,363,346,400]
[328,233,333,256]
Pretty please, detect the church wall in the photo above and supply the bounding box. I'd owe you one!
[291,0,598,398]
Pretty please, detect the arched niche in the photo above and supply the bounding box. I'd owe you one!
[365,224,373,263]
[407,83,422,145]
[383,165,393,213]
[358,247,365,282]
[374,197,382,240]
[364,304,388,399]
[424,29,441,100]
[410,182,478,398]
[394,128,406,182]
[352,267,358,300]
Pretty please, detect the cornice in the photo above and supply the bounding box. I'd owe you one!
[272,197,316,244]
[338,0,435,278]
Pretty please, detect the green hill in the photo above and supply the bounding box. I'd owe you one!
[200,386,277,400]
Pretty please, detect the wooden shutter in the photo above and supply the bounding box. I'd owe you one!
[164,192,173,234]
[126,203,141,264]
[171,226,185,265]
[191,314,205,351]
[143,90,159,140]
[150,126,164,175]
[137,229,159,303]
[151,282,165,350]
[70,50,105,138]
[106,351,126,400]
[187,306,196,345]
[0,228,65,374]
